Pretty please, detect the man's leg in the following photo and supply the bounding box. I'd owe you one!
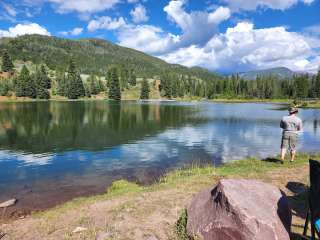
[281,148,287,161]
[281,135,288,162]
[290,150,296,162]
[289,135,297,162]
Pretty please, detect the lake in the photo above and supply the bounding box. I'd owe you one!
[0,101,319,215]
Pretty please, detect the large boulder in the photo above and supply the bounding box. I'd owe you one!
[187,179,291,240]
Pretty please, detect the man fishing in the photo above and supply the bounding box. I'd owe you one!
[280,106,303,163]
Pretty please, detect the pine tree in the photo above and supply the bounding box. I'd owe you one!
[140,78,150,99]
[16,65,36,98]
[315,69,320,98]
[120,68,129,90]
[34,66,50,99]
[1,50,14,72]
[57,72,67,96]
[39,65,51,89]
[65,60,85,99]
[129,69,136,86]
[0,80,10,96]
[88,74,99,95]
[108,67,121,100]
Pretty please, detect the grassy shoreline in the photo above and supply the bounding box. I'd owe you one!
[1,153,319,239]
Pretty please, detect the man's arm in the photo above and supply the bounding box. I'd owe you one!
[280,119,285,129]
[297,119,303,131]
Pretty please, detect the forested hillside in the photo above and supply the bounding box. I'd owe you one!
[0,34,219,80]
[0,34,319,101]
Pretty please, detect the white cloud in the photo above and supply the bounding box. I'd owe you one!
[0,23,50,38]
[130,4,149,23]
[48,0,120,14]
[118,25,180,54]
[87,16,126,32]
[164,0,230,47]
[159,22,320,73]
[117,0,230,55]
[59,27,83,36]
[223,0,315,11]
[127,0,139,3]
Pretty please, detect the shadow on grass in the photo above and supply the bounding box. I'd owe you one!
[262,157,284,164]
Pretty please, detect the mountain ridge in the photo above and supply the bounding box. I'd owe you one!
[234,67,296,80]
[0,34,220,81]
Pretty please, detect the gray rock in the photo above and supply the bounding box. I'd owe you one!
[0,199,17,208]
[187,179,292,240]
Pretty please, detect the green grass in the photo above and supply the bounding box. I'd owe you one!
[33,153,319,222]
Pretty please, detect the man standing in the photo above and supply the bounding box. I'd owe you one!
[280,107,303,163]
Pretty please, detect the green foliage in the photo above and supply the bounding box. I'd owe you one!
[36,86,50,99]
[56,71,67,97]
[0,35,319,101]
[128,69,136,86]
[65,60,85,99]
[106,180,142,196]
[108,67,121,100]
[315,70,320,98]
[87,74,104,95]
[16,65,36,98]
[0,79,13,96]
[176,209,193,240]
[0,34,221,80]
[34,65,51,99]
[294,74,309,99]
[140,78,150,99]
[1,49,14,72]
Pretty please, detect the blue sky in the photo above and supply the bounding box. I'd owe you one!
[0,0,319,73]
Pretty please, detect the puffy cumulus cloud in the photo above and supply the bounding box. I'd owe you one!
[59,27,83,36]
[0,23,50,38]
[130,4,149,23]
[48,0,120,14]
[161,45,216,69]
[223,0,315,11]
[164,0,230,47]
[117,25,180,54]
[87,16,126,32]
[117,0,230,55]
[159,22,320,73]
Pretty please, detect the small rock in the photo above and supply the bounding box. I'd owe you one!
[147,236,158,240]
[96,231,111,240]
[72,227,88,233]
[0,199,17,208]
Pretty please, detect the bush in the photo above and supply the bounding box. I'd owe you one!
[176,209,194,240]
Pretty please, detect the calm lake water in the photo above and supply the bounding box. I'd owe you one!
[0,101,319,213]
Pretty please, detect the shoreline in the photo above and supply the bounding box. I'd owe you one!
[1,153,319,239]
[0,153,320,240]
[1,97,319,109]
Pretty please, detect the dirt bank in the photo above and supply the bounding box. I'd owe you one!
[0,154,318,240]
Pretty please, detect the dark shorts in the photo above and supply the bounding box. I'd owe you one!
[281,131,298,151]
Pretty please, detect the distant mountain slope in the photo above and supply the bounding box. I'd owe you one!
[0,34,220,80]
[237,67,295,80]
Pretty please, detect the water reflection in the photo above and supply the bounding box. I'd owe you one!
[0,101,201,153]
[0,101,319,212]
